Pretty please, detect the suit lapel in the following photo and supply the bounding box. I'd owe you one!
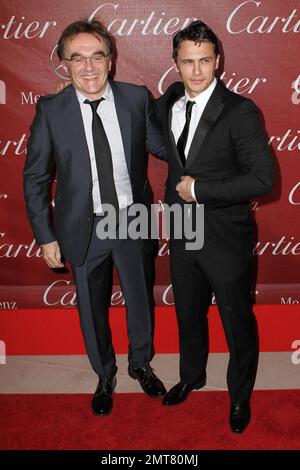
[185,80,226,170]
[110,80,132,175]
[166,82,185,168]
[63,85,92,178]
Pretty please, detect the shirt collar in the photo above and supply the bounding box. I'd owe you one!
[177,77,217,110]
[76,81,113,104]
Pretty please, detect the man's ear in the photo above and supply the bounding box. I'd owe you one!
[61,62,69,77]
[173,59,179,73]
[215,54,220,71]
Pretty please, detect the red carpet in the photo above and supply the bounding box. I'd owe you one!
[1,305,299,354]
[1,390,300,450]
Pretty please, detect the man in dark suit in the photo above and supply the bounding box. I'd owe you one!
[156,20,274,432]
[23,19,166,416]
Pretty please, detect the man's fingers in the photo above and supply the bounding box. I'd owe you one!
[43,254,63,268]
[176,184,185,194]
[176,181,184,190]
[54,248,64,267]
[54,80,71,94]
[54,83,66,94]
[41,241,64,268]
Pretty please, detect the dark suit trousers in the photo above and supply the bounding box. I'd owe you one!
[72,216,152,381]
[169,240,258,405]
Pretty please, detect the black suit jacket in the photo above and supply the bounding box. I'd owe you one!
[24,81,165,265]
[155,79,274,257]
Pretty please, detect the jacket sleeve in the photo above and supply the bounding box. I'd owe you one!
[23,98,56,245]
[144,87,167,161]
[194,99,274,205]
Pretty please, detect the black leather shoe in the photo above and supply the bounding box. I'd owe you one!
[230,402,251,433]
[128,363,166,397]
[163,377,206,406]
[91,376,117,416]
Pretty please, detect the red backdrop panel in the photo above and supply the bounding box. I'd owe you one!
[0,0,299,309]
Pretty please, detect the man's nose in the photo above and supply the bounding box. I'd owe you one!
[84,57,94,70]
[193,62,202,75]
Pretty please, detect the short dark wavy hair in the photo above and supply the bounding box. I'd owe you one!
[173,20,220,61]
[57,19,113,60]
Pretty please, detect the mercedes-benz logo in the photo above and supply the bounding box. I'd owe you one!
[50,44,69,80]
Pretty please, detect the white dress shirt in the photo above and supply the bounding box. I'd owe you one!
[76,83,133,214]
[171,78,217,201]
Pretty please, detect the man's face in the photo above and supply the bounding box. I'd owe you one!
[174,40,219,98]
[62,32,111,100]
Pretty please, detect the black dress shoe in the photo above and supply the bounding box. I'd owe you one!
[163,377,206,406]
[91,376,117,416]
[128,363,166,397]
[230,402,250,433]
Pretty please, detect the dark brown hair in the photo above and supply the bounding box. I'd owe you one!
[57,19,113,60]
[173,20,220,61]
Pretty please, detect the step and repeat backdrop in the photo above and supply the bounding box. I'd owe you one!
[0,0,299,308]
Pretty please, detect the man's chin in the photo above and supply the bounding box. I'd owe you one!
[81,86,102,97]
[188,83,209,96]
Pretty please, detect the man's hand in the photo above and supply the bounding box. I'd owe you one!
[176,175,195,202]
[41,241,64,268]
[55,80,71,94]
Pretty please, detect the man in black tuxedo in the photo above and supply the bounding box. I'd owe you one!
[156,21,274,432]
[23,19,166,416]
